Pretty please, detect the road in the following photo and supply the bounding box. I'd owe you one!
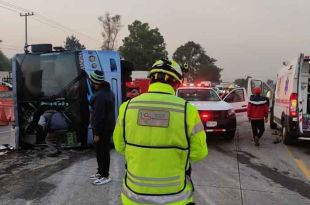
[0,125,11,146]
[0,122,310,205]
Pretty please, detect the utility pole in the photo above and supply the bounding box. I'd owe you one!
[20,12,34,53]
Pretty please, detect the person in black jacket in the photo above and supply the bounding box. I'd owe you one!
[88,70,115,185]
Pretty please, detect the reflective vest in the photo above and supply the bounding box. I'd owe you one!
[123,92,190,196]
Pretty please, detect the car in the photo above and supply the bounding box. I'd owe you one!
[176,84,237,140]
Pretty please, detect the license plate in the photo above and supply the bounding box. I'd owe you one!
[206,121,217,127]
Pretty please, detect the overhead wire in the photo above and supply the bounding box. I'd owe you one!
[33,14,101,43]
[0,0,101,44]
[0,4,20,14]
[0,46,21,52]
[0,43,22,49]
[0,0,29,12]
[0,43,21,48]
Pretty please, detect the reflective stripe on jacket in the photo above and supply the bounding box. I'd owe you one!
[247,95,269,120]
[113,82,208,205]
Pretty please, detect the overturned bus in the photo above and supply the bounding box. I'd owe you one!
[11,44,132,149]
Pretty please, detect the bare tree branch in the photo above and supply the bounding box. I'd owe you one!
[98,12,122,50]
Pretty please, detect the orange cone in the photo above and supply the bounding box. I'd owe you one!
[0,106,9,126]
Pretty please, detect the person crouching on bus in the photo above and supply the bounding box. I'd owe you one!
[247,87,269,146]
[38,109,69,157]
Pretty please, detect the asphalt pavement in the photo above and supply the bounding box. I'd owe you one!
[0,122,310,205]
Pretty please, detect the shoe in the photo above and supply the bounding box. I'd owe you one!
[47,152,60,157]
[89,173,101,180]
[93,176,112,185]
[273,137,282,144]
[254,136,260,146]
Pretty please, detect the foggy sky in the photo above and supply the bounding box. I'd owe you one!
[1,0,310,82]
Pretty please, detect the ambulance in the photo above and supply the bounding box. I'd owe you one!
[270,54,310,144]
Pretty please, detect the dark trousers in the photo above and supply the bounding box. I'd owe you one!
[250,120,265,139]
[77,125,88,147]
[96,134,111,177]
[45,132,63,154]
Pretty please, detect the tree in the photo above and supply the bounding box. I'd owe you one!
[234,78,248,88]
[119,20,168,70]
[0,50,10,71]
[98,12,122,50]
[173,41,222,82]
[64,35,86,50]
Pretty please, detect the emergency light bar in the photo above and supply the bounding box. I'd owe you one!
[181,82,210,87]
[304,55,310,59]
[304,56,310,62]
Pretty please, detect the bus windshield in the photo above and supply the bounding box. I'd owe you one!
[16,52,80,100]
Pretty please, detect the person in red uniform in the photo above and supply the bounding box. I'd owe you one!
[247,87,269,146]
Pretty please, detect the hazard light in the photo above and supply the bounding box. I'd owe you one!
[289,93,297,117]
[304,56,310,63]
[199,111,212,121]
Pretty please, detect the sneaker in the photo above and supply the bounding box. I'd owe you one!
[273,137,282,144]
[93,176,112,185]
[89,173,101,180]
[254,136,260,146]
[46,150,61,157]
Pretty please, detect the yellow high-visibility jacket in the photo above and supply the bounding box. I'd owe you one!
[113,82,208,205]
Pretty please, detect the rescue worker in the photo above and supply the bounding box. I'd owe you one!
[88,70,115,185]
[113,59,208,205]
[247,87,269,146]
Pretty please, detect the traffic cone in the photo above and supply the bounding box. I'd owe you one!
[0,106,9,126]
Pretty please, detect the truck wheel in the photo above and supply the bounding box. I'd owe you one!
[225,131,235,141]
[270,108,277,129]
[282,123,295,145]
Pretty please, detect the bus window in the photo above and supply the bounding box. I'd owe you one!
[110,59,117,72]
